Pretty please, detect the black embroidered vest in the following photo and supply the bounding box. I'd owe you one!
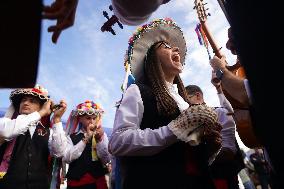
[119,83,188,189]
[0,124,50,189]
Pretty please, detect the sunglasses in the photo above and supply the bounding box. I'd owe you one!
[156,41,172,49]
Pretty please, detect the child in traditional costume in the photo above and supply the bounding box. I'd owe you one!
[63,100,111,189]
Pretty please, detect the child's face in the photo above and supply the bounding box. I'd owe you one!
[79,114,101,130]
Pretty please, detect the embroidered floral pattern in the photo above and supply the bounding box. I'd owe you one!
[126,18,186,67]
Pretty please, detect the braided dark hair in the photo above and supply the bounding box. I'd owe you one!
[143,43,190,116]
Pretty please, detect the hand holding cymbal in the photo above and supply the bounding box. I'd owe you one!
[52,100,67,123]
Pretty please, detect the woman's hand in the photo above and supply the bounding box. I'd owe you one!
[202,122,222,157]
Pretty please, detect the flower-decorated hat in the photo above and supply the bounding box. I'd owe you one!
[9,84,49,109]
[65,100,104,134]
[126,18,187,82]
[72,100,104,116]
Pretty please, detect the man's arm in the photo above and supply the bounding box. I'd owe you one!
[49,100,68,157]
[210,56,250,106]
[211,70,234,113]
[0,112,41,140]
[221,69,249,106]
[49,122,67,157]
[0,100,52,140]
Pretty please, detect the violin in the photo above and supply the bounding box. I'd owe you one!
[194,0,261,148]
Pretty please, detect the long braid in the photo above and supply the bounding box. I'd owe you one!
[175,76,191,105]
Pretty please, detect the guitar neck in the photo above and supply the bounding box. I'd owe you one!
[200,21,222,58]
[201,21,241,72]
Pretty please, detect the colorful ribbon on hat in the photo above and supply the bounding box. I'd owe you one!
[121,52,135,92]
[92,134,98,161]
[91,116,102,161]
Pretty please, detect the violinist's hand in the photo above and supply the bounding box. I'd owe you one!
[210,55,227,72]
[53,100,67,123]
[211,70,222,93]
[42,0,79,44]
[39,100,53,118]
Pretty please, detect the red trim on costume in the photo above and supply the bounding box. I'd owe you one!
[213,179,228,189]
[67,173,107,189]
[185,148,201,175]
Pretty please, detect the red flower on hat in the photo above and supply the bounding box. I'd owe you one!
[31,88,43,94]
[128,37,134,45]
[164,17,172,21]
[142,24,148,28]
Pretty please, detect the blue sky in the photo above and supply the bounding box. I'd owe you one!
[0,0,249,151]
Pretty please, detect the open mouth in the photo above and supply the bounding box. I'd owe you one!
[22,107,29,110]
[172,53,180,63]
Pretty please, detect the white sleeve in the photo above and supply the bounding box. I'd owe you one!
[238,174,245,189]
[62,135,86,164]
[48,122,68,157]
[215,108,237,153]
[109,84,177,156]
[217,93,234,113]
[244,79,252,105]
[0,112,41,140]
[96,132,111,165]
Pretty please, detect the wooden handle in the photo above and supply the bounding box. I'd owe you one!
[200,22,222,58]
